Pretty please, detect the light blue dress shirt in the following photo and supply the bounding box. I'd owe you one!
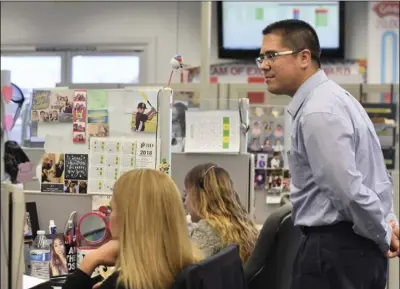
[287,70,398,252]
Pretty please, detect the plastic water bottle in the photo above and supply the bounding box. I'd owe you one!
[30,230,50,279]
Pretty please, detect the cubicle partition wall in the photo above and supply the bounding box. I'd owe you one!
[171,153,254,212]
[23,149,255,228]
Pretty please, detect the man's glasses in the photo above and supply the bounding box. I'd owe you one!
[256,49,304,68]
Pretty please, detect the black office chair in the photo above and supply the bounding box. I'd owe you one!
[244,204,303,289]
[174,243,248,289]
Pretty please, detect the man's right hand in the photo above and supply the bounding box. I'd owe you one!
[384,221,400,258]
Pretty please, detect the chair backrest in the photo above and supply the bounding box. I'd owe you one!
[173,243,247,289]
[244,204,303,289]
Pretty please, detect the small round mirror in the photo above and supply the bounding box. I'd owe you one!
[80,214,106,243]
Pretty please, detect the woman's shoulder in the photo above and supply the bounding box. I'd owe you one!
[190,220,222,256]
[193,219,218,234]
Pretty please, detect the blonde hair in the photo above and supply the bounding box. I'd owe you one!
[113,169,201,289]
[184,163,259,262]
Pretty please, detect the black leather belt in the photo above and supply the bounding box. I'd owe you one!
[300,221,354,235]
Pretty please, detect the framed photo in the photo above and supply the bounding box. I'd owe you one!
[25,202,39,241]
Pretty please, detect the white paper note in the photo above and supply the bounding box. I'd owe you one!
[185,110,240,153]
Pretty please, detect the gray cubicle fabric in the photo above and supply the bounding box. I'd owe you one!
[171,153,252,210]
[24,192,93,232]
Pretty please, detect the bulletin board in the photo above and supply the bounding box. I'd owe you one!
[247,105,292,214]
[34,88,162,154]
[32,87,163,195]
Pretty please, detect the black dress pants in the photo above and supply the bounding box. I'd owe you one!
[291,222,387,289]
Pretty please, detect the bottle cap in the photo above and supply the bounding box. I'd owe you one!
[49,220,56,226]
[37,230,45,235]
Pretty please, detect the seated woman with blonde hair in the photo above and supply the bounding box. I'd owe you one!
[63,169,202,289]
[184,163,258,262]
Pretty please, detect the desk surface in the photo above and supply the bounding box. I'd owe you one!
[23,275,61,289]
[23,275,46,288]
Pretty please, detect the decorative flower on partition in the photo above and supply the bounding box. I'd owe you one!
[159,158,170,174]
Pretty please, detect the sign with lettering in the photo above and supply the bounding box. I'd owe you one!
[186,62,366,85]
[65,154,89,180]
[135,140,156,169]
[65,240,77,274]
[32,90,51,111]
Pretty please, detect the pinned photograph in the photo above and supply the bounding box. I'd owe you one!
[31,90,51,122]
[50,234,68,277]
[273,123,284,138]
[73,120,86,133]
[87,110,109,139]
[263,121,274,137]
[171,101,188,152]
[269,151,283,169]
[88,123,109,138]
[256,154,268,169]
[41,153,65,193]
[272,137,284,152]
[50,90,74,123]
[254,169,266,190]
[73,132,86,143]
[248,137,260,152]
[282,170,290,192]
[63,180,88,194]
[261,137,273,153]
[73,102,87,121]
[250,121,262,138]
[130,90,158,133]
[267,169,283,192]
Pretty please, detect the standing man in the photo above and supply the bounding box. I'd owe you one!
[258,19,399,289]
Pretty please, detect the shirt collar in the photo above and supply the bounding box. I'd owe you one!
[287,70,328,118]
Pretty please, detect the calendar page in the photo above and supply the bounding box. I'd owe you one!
[184,110,240,153]
[88,137,156,194]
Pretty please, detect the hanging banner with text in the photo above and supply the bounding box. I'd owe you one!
[184,61,367,103]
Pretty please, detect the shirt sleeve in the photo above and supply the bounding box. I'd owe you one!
[385,173,399,226]
[301,112,391,252]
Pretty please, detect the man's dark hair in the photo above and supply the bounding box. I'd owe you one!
[262,19,321,68]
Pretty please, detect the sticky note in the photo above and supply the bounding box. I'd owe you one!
[2,85,13,103]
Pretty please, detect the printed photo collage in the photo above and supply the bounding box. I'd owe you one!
[31,89,111,144]
[248,106,290,195]
[41,153,89,194]
[31,90,73,123]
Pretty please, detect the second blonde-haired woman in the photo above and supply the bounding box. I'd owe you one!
[62,169,202,289]
[184,163,258,262]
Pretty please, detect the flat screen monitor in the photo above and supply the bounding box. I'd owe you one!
[217,1,345,59]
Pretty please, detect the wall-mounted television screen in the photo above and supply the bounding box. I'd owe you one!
[217,2,345,59]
